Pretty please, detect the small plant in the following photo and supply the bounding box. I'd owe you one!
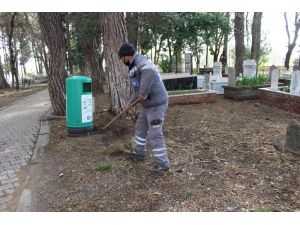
[235,74,269,87]
[92,161,112,171]
[248,206,268,212]
[181,191,197,200]
[123,163,133,174]
[282,86,290,93]
[109,145,123,156]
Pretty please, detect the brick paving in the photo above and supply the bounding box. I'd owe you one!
[0,89,51,211]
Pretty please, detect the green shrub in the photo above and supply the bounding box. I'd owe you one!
[235,74,269,87]
[159,59,172,73]
[192,68,198,74]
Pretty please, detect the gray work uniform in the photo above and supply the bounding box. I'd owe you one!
[128,52,169,167]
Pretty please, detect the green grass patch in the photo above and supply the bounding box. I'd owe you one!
[181,191,197,200]
[92,161,112,172]
[248,206,268,212]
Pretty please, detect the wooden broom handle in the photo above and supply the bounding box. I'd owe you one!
[102,97,141,130]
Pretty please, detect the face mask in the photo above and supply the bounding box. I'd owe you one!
[123,60,130,67]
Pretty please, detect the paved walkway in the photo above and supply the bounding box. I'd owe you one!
[0,89,51,211]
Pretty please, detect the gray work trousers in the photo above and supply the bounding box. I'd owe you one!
[133,102,169,167]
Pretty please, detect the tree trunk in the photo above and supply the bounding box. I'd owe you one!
[98,51,106,81]
[167,38,172,72]
[84,40,104,94]
[154,37,163,65]
[153,40,157,64]
[7,13,19,89]
[175,52,178,73]
[234,12,245,76]
[284,44,296,70]
[32,44,40,75]
[13,38,20,89]
[205,45,209,67]
[38,12,67,116]
[213,44,219,62]
[220,12,230,67]
[245,12,250,47]
[126,12,139,49]
[41,42,49,75]
[22,65,27,77]
[251,12,263,65]
[0,56,10,89]
[99,12,131,114]
[195,52,200,74]
[284,12,300,70]
[65,13,74,74]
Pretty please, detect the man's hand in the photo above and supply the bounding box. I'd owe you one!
[138,95,148,100]
[124,95,147,109]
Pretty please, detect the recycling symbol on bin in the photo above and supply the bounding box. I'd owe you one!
[87,116,91,120]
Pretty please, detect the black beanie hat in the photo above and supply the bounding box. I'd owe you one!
[118,42,136,57]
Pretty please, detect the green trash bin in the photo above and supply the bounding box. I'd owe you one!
[66,75,93,134]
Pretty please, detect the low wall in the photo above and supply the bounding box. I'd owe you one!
[259,88,300,115]
[162,74,197,91]
[223,85,270,100]
[168,90,217,106]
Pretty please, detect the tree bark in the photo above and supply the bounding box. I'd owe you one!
[251,12,263,65]
[84,40,104,94]
[234,12,245,76]
[154,37,163,65]
[220,12,230,67]
[0,56,10,89]
[167,38,172,72]
[99,12,131,114]
[284,12,300,70]
[38,12,67,116]
[7,13,19,89]
[205,45,209,67]
[65,13,74,74]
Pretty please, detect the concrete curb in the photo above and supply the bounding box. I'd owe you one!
[16,189,32,212]
[255,102,300,118]
[15,108,51,212]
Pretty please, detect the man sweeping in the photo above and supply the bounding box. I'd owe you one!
[118,42,170,174]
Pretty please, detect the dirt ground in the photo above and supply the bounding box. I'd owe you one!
[0,85,48,108]
[32,93,300,212]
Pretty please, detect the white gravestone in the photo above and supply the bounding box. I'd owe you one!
[171,56,176,73]
[197,75,205,89]
[290,70,300,95]
[224,64,228,76]
[243,59,257,78]
[270,69,279,90]
[204,73,211,90]
[213,61,222,80]
[185,53,193,74]
[269,65,277,80]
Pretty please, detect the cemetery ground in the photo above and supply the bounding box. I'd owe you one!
[0,85,48,109]
[32,93,300,212]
